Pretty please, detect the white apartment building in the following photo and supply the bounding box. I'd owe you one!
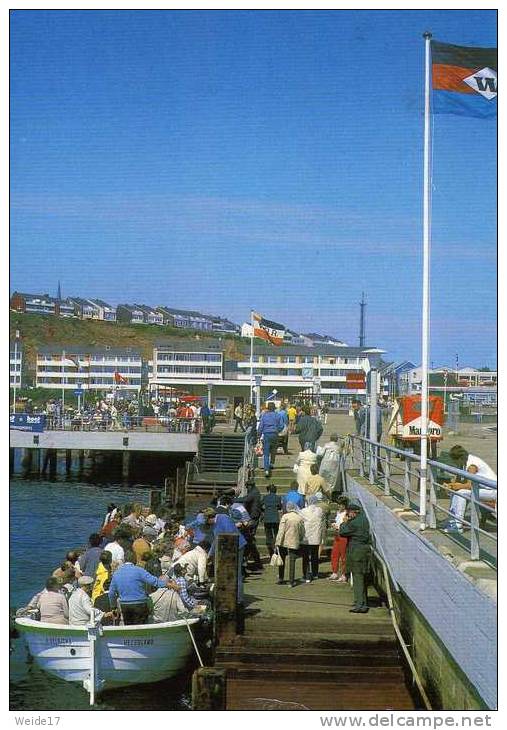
[152,340,223,387]
[10,341,23,389]
[36,346,142,391]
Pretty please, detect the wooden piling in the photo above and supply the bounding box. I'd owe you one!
[65,450,72,473]
[21,448,33,473]
[214,533,239,646]
[191,667,226,710]
[9,448,14,474]
[78,450,85,471]
[122,451,130,480]
[149,489,162,512]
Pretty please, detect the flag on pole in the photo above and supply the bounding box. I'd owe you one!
[114,372,128,385]
[431,40,497,118]
[252,312,286,346]
[63,356,80,368]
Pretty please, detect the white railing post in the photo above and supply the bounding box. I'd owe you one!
[403,458,411,508]
[384,447,391,496]
[427,463,437,529]
[470,482,480,561]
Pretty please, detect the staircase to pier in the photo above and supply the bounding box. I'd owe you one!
[185,433,246,497]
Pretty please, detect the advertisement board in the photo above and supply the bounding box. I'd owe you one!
[10,414,45,432]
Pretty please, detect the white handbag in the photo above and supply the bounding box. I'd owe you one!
[270,548,283,567]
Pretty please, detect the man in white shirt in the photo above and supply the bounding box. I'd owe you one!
[173,543,208,584]
[103,538,125,567]
[69,576,109,625]
[444,450,497,533]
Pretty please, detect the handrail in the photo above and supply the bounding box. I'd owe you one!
[345,434,497,566]
[237,429,255,497]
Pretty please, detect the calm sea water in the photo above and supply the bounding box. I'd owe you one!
[9,470,196,711]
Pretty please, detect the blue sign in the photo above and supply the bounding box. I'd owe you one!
[10,414,45,432]
[74,389,83,396]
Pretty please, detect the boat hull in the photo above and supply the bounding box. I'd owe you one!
[15,617,200,691]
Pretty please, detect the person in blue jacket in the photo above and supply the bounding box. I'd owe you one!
[257,402,283,477]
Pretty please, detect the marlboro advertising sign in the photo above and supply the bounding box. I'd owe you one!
[388,396,444,441]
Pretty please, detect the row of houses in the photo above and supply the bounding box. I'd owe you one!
[10,292,240,335]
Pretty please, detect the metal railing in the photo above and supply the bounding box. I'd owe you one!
[13,413,202,434]
[345,434,497,565]
[237,428,256,497]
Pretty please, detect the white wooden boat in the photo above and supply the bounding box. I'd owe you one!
[15,616,201,704]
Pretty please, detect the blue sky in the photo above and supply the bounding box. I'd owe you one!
[10,10,497,367]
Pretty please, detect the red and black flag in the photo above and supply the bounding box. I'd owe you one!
[431,40,497,118]
[252,312,286,346]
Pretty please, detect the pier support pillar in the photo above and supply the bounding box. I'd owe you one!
[10,448,15,474]
[122,451,130,481]
[34,449,41,474]
[149,490,162,512]
[191,668,226,710]
[78,450,85,471]
[42,449,57,476]
[65,450,72,473]
[214,533,240,646]
[21,448,33,474]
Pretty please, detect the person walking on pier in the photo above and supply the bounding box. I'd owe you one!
[339,503,371,613]
[262,485,282,558]
[294,405,323,452]
[329,496,350,582]
[257,401,284,478]
[300,495,325,582]
[234,403,246,432]
[275,502,305,587]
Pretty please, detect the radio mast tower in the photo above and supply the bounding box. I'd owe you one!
[359,292,366,347]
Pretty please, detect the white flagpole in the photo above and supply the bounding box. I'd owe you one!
[250,309,254,404]
[420,31,432,530]
[61,349,66,418]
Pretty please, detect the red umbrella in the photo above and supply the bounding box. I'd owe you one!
[180,395,204,402]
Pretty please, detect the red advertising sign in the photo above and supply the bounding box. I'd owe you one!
[346,371,366,389]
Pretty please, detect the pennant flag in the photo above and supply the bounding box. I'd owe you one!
[114,372,129,385]
[63,356,80,368]
[253,312,286,346]
[431,40,497,118]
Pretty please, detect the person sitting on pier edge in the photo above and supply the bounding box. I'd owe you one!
[329,496,350,582]
[37,577,70,624]
[282,480,305,511]
[69,575,114,626]
[205,508,247,603]
[294,404,323,452]
[257,401,284,478]
[173,539,209,585]
[108,548,176,625]
[262,484,282,558]
[443,452,497,533]
[299,495,326,583]
[339,503,371,613]
[76,533,104,580]
[275,501,305,587]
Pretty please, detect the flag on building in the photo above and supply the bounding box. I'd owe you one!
[431,40,497,118]
[114,372,128,385]
[63,356,80,369]
[252,312,286,346]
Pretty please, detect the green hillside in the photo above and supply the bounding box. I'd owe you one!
[10,313,245,379]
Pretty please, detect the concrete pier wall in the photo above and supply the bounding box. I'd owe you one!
[10,429,199,453]
[345,471,497,710]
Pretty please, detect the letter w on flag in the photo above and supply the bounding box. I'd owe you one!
[253,312,286,346]
[114,372,129,384]
[431,39,497,118]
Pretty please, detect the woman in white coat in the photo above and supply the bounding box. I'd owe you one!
[293,449,318,494]
[299,495,326,582]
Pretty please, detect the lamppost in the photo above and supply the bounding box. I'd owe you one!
[12,330,20,414]
[443,369,448,415]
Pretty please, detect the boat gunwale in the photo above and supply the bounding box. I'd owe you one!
[15,616,200,636]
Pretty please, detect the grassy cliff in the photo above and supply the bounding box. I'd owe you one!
[10,312,244,380]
